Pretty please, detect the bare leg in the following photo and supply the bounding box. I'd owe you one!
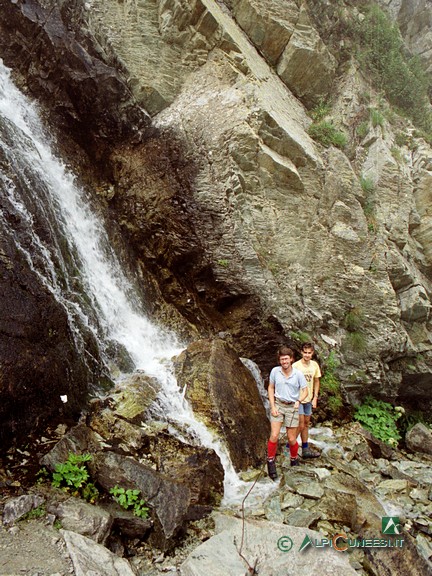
[301,415,311,444]
[269,420,283,444]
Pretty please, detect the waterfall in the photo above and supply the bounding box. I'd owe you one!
[0,60,275,504]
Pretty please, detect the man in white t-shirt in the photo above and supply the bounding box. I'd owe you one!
[293,342,321,459]
[266,345,308,480]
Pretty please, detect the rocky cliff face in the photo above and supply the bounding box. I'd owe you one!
[86,0,432,402]
[0,0,431,446]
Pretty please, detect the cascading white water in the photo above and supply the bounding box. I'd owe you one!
[0,60,275,505]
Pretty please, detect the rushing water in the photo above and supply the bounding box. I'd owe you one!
[0,60,275,505]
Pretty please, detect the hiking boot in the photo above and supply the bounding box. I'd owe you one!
[267,458,277,480]
[302,447,320,459]
[290,458,299,467]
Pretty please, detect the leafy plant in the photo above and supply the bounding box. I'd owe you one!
[308,120,347,149]
[52,453,99,502]
[354,396,402,446]
[320,351,344,414]
[217,259,229,268]
[110,486,149,518]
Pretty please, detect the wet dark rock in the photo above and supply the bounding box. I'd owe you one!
[39,423,104,471]
[0,238,96,450]
[100,501,153,540]
[0,0,150,155]
[40,417,224,551]
[143,431,224,509]
[357,427,398,460]
[174,338,269,471]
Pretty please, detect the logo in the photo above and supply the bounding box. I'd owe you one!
[382,517,401,535]
[277,536,293,552]
[299,535,314,552]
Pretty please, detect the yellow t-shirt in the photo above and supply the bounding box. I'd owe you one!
[292,359,321,403]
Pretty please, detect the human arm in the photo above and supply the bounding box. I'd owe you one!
[268,381,279,417]
[312,376,320,409]
[299,385,308,403]
[298,372,308,404]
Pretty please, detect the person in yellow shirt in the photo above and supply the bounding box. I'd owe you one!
[292,342,321,458]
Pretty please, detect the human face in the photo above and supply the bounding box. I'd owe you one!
[301,347,314,363]
[279,354,292,370]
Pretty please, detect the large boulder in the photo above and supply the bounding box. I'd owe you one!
[91,451,194,550]
[174,338,269,471]
[180,514,358,576]
[405,423,432,456]
[276,4,337,106]
[231,0,299,65]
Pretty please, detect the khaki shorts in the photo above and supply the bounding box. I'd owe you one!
[270,400,299,428]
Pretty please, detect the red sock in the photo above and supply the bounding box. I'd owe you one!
[289,441,299,459]
[267,440,277,459]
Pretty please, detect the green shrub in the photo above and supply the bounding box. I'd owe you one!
[345,331,367,353]
[21,506,46,521]
[110,486,149,518]
[395,131,408,147]
[355,5,432,133]
[217,259,229,268]
[308,121,347,148]
[320,351,344,413]
[354,396,402,446]
[360,176,375,194]
[343,306,364,331]
[52,453,99,502]
[328,395,343,412]
[356,121,370,139]
[310,98,331,122]
[398,409,432,437]
[391,146,403,162]
[290,330,312,344]
[370,108,385,128]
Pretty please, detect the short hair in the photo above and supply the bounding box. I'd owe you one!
[301,342,315,351]
[278,345,294,359]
